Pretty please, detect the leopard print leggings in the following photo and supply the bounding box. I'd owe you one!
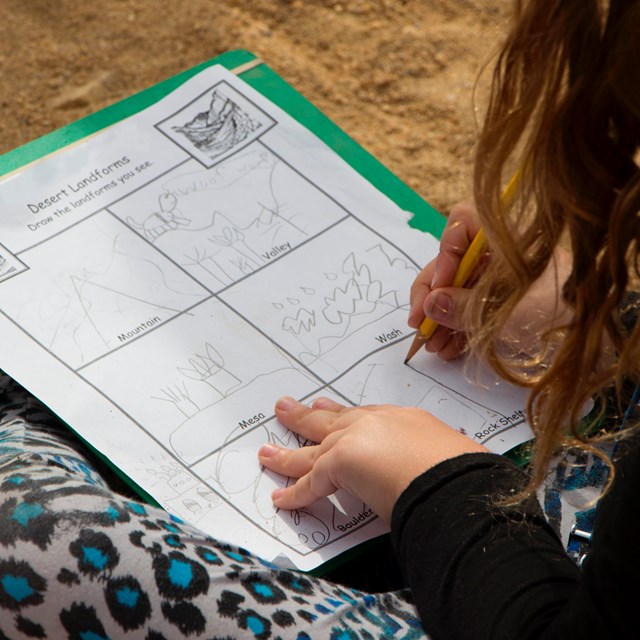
[0,372,425,639]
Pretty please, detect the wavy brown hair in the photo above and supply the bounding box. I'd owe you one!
[466,0,640,496]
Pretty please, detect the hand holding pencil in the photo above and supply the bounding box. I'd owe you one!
[405,172,520,364]
[405,202,486,363]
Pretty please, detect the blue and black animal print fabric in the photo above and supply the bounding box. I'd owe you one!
[0,372,425,639]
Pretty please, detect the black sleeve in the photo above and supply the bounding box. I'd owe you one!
[389,450,639,640]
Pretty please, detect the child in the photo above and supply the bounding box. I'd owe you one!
[261,0,640,637]
[2,1,638,638]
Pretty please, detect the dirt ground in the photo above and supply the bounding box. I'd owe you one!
[0,0,508,215]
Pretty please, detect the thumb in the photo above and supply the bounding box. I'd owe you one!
[423,286,471,331]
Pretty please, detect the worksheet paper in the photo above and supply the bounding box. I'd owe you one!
[0,65,532,571]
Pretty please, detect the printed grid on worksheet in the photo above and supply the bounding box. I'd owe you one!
[0,80,525,555]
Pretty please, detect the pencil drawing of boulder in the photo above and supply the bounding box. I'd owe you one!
[173,90,261,158]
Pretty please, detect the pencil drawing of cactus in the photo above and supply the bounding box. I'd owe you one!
[177,342,241,398]
[182,246,234,287]
[208,220,262,274]
[282,308,317,356]
[151,382,199,418]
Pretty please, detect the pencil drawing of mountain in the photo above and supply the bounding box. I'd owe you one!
[173,90,261,158]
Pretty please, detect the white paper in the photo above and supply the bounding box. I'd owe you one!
[0,65,532,571]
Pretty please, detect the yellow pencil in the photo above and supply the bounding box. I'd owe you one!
[404,171,520,364]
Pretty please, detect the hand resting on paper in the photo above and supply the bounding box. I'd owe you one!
[258,204,573,522]
[258,395,487,523]
[408,201,574,362]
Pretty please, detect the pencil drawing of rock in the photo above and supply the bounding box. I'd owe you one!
[173,90,261,157]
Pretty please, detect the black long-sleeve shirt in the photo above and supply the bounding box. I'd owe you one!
[391,441,640,639]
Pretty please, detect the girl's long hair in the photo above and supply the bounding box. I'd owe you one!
[468,0,640,497]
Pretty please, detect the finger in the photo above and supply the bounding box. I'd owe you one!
[313,396,391,414]
[423,286,472,332]
[258,443,318,479]
[433,203,481,289]
[408,261,436,328]
[271,463,338,511]
[423,324,455,354]
[310,396,347,412]
[409,203,480,329]
[435,330,467,362]
[274,396,345,442]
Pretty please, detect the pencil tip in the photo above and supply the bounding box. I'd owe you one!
[404,330,428,364]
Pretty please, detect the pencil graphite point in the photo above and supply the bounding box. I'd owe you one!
[403,312,439,363]
[404,330,427,364]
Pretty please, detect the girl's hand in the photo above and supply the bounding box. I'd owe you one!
[258,396,488,523]
[409,202,573,361]
[408,202,483,361]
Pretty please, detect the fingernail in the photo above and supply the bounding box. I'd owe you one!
[272,488,284,502]
[276,396,298,411]
[258,444,279,458]
[311,396,333,409]
[427,292,452,319]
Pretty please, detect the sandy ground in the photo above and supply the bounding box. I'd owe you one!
[0,0,507,215]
